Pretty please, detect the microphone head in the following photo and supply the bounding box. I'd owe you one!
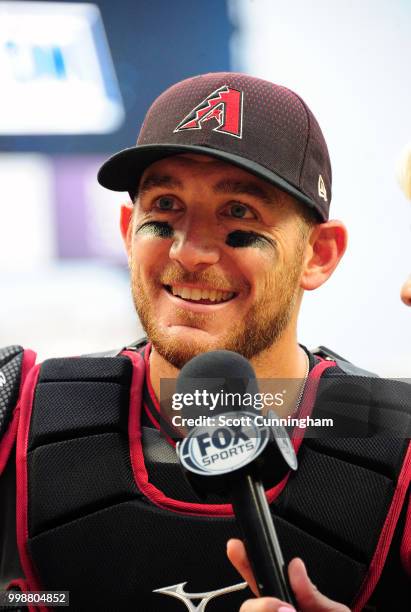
[175,350,297,500]
[178,350,256,380]
[176,350,260,418]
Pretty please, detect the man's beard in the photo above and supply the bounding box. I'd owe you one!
[130,252,303,369]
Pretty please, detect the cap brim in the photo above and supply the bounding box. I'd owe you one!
[97,143,323,218]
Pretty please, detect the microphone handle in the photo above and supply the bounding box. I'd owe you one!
[230,473,297,606]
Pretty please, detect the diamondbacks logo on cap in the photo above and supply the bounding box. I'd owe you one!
[174,86,243,139]
[318,174,328,202]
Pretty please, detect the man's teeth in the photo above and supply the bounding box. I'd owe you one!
[171,286,234,302]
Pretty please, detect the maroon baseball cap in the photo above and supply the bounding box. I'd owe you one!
[98,72,331,220]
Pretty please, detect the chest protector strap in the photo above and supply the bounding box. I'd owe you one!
[0,346,36,476]
[15,350,410,611]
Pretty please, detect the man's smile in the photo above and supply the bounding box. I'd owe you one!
[162,283,238,311]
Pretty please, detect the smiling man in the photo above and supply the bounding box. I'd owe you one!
[0,73,410,611]
[101,73,347,398]
[120,153,328,396]
[127,155,306,363]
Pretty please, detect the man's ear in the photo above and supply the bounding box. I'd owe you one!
[300,220,348,291]
[120,202,134,257]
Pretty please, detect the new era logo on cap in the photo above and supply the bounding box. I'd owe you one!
[174,85,243,139]
[318,175,328,202]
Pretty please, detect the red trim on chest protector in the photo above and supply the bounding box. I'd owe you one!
[141,343,177,446]
[353,440,411,612]
[15,364,48,610]
[124,347,335,517]
[400,490,411,576]
[0,349,36,476]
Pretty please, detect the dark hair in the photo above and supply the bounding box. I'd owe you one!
[297,203,319,238]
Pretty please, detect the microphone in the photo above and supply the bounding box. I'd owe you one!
[175,350,298,605]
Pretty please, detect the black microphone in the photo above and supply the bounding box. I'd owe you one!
[175,350,298,605]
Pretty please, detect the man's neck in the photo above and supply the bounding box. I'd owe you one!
[148,329,309,418]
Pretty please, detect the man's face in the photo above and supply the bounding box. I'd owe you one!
[126,154,309,368]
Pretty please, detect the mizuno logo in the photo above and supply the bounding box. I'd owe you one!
[0,372,6,387]
[153,580,247,611]
[174,85,244,138]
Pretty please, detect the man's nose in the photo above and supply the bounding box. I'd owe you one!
[169,219,221,271]
[400,276,411,306]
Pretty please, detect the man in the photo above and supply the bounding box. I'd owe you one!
[0,73,409,611]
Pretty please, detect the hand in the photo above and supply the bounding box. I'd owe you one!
[226,539,351,612]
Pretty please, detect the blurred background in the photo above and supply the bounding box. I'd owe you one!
[0,0,410,375]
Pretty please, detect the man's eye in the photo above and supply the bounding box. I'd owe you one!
[155,196,179,211]
[223,203,256,219]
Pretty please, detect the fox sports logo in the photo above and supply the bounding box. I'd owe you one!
[179,411,269,476]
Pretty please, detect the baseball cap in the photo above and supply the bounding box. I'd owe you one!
[98,72,332,220]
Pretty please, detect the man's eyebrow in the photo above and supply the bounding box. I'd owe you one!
[137,174,280,208]
[213,179,277,207]
[138,174,183,195]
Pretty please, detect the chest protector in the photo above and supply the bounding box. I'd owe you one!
[13,348,411,611]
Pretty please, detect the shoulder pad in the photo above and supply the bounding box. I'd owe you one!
[82,347,125,358]
[125,337,148,351]
[333,360,377,378]
[0,345,24,439]
[311,345,377,378]
[82,337,148,358]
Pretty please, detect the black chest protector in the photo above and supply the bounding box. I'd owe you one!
[16,348,410,611]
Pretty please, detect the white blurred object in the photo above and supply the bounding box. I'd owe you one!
[84,170,129,261]
[0,1,124,134]
[0,263,141,361]
[396,142,411,200]
[0,154,55,270]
